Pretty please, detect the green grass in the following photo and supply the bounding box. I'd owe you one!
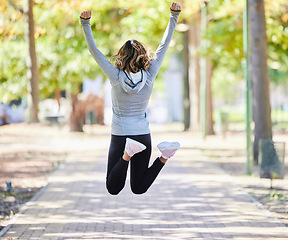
[271,109,288,123]
[213,108,288,124]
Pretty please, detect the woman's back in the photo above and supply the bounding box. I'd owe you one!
[80,7,181,135]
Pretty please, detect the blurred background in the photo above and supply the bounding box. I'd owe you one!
[1,0,287,132]
[1,0,288,132]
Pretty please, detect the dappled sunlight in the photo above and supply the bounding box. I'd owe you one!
[2,126,288,239]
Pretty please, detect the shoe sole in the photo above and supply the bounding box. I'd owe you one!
[126,138,146,150]
[157,142,180,151]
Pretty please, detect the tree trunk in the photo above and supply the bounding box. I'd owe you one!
[189,13,201,131]
[206,58,214,135]
[25,0,39,122]
[249,0,272,163]
[183,27,191,131]
[69,93,85,132]
[55,87,61,111]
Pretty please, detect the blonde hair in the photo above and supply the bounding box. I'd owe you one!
[110,40,153,73]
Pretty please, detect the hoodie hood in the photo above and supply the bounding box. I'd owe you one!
[119,70,147,93]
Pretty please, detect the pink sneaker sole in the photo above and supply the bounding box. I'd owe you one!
[157,141,180,159]
[125,138,147,157]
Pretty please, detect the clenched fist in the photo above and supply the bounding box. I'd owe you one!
[80,10,91,19]
[170,2,181,11]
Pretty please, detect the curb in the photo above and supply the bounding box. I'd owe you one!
[0,183,50,238]
[0,154,71,238]
[204,156,288,231]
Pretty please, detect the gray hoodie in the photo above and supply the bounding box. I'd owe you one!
[80,9,180,136]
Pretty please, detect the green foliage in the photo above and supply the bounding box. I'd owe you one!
[0,40,27,103]
[264,191,286,200]
[266,4,288,84]
[1,0,287,104]
[0,0,184,102]
[204,0,288,103]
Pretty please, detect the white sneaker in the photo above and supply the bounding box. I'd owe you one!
[125,138,147,157]
[157,141,180,159]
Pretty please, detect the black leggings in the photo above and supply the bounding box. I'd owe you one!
[106,134,164,195]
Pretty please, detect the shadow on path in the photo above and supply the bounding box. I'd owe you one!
[1,129,288,239]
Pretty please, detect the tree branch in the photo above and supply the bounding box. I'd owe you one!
[8,0,24,14]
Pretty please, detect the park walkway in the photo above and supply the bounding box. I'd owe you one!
[1,124,288,239]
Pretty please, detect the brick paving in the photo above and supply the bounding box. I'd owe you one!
[1,125,288,239]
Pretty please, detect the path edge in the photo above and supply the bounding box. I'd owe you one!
[0,183,50,238]
[204,156,288,231]
[0,154,72,238]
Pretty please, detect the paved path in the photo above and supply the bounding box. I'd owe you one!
[1,127,288,239]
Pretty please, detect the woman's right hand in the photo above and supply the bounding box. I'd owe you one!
[80,10,92,19]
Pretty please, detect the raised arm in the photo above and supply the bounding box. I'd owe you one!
[148,2,181,78]
[80,11,119,84]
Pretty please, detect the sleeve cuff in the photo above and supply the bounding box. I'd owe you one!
[80,16,91,20]
[80,17,91,25]
[170,8,181,14]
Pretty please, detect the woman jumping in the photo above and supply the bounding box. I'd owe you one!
[80,2,181,195]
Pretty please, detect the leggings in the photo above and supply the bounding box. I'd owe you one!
[106,134,164,195]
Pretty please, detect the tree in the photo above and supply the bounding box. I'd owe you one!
[183,24,191,131]
[200,2,214,136]
[188,15,201,131]
[249,0,272,162]
[6,0,39,122]
[179,2,213,133]
[25,0,39,122]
